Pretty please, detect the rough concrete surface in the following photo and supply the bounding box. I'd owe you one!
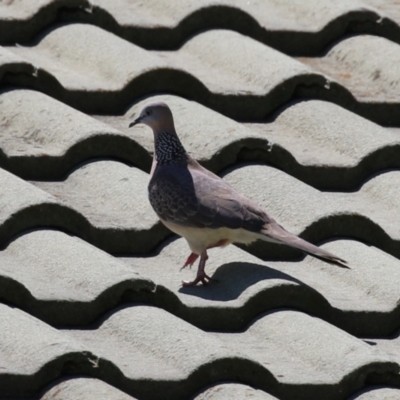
[0,2,400,400]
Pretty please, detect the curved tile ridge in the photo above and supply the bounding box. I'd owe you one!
[0,46,34,79]
[193,383,278,400]
[7,23,166,92]
[110,95,400,191]
[0,302,397,399]
[299,34,400,125]
[39,377,139,400]
[364,0,400,27]
[3,23,353,118]
[159,29,313,96]
[123,237,400,337]
[223,164,400,261]
[28,159,400,260]
[4,0,397,57]
[30,160,156,231]
[368,329,400,389]
[0,230,154,326]
[249,99,400,187]
[98,94,271,173]
[29,160,170,252]
[0,88,151,179]
[0,163,167,253]
[0,0,88,44]
[350,386,400,400]
[0,87,397,191]
[0,303,95,398]
[82,0,382,54]
[63,306,398,400]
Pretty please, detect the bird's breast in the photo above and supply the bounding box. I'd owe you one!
[148,165,197,221]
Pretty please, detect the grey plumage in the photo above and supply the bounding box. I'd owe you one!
[129,102,347,286]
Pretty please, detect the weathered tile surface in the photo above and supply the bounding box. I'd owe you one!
[1,2,400,400]
[2,301,397,399]
[5,0,400,57]
[31,160,169,253]
[0,230,154,325]
[0,88,150,179]
[39,378,139,400]
[103,94,400,190]
[223,164,400,259]
[0,162,167,253]
[2,24,332,117]
[300,35,400,103]
[123,238,400,337]
[0,303,91,397]
[5,22,400,124]
[63,306,398,400]
[193,384,279,400]
[2,88,400,192]
[300,34,400,124]
[20,158,400,258]
[351,387,400,400]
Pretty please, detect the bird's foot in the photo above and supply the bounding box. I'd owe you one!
[181,253,199,270]
[181,272,217,287]
[181,250,217,287]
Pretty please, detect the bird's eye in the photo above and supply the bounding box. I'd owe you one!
[146,110,152,116]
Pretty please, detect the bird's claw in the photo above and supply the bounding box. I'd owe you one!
[181,273,217,287]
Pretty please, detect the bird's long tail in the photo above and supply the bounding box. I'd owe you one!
[261,223,348,268]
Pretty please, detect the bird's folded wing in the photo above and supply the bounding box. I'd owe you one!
[149,165,270,231]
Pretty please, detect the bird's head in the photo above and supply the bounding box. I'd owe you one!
[129,102,174,132]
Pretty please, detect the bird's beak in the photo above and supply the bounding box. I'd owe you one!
[129,116,142,128]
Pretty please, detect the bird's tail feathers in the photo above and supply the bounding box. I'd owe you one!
[261,225,348,269]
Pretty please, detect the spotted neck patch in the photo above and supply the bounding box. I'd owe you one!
[155,130,188,165]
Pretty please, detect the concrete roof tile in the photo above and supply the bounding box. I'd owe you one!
[0,162,165,253]
[0,230,154,325]
[25,157,400,257]
[5,24,400,125]
[0,3,399,399]
[2,301,396,399]
[3,24,338,117]
[31,161,155,230]
[300,35,400,103]
[8,23,165,92]
[1,89,399,193]
[63,305,398,400]
[0,87,150,179]
[108,94,400,190]
[351,386,400,399]
[39,377,139,400]
[4,0,398,57]
[193,383,279,400]
[0,45,34,79]
[124,238,400,336]
[30,160,169,253]
[223,164,400,259]
[0,303,91,397]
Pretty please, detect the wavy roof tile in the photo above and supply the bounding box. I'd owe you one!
[4,0,400,55]
[1,2,400,400]
[125,237,400,337]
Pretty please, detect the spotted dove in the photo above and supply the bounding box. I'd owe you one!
[129,102,347,286]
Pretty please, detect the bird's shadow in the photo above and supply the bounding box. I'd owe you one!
[178,261,307,302]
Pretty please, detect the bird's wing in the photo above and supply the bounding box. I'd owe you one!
[148,163,271,232]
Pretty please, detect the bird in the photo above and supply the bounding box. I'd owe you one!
[129,102,347,286]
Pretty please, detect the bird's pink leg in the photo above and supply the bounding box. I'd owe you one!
[181,252,199,270]
[182,250,215,287]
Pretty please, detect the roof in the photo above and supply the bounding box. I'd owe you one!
[1,1,400,399]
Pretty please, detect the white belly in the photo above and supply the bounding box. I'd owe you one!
[160,218,267,255]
